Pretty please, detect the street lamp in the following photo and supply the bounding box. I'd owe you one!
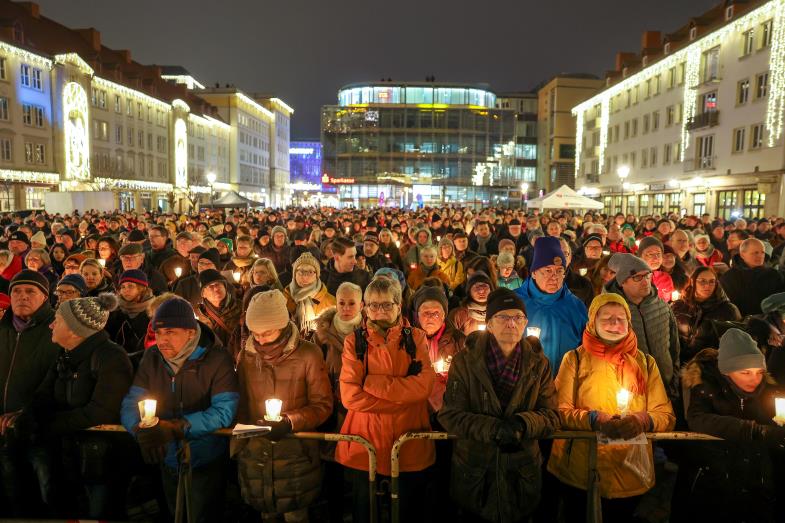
[520,183,529,208]
[617,165,630,215]
[206,171,216,207]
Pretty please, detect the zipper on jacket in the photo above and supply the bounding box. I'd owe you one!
[740,397,745,412]
[3,332,22,413]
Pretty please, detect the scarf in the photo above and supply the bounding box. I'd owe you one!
[427,323,446,364]
[289,278,322,334]
[231,255,254,269]
[582,329,645,395]
[367,316,400,336]
[12,314,31,333]
[333,312,362,337]
[476,235,490,255]
[163,324,201,374]
[723,375,765,401]
[485,336,522,410]
[467,301,487,322]
[118,288,153,318]
[252,322,296,363]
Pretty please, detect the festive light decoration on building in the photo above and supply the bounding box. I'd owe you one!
[236,92,274,120]
[599,96,610,173]
[93,76,171,111]
[0,41,52,69]
[93,177,173,192]
[53,53,94,76]
[63,82,90,180]
[0,170,59,184]
[573,0,785,176]
[766,1,785,146]
[172,99,190,113]
[574,109,584,178]
[174,118,188,189]
[270,98,295,114]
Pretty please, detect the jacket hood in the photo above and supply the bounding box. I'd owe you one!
[316,307,338,332]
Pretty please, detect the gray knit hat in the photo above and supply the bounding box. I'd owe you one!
[718,328,766,374]
[57,293,118,338]
[761,292,785,314]
[611,253,651,285]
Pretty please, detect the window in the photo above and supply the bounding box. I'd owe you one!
[0,97,8,121]
[19,64,29,86]
[693,193,706,216]
[22,104,32,126]
[127,127,133,146]
[743,189,766,218]
[666,106,674,126]
[756,72,769,98]
[137,102,143,119]
[0,138,11,161]
[751,123,765,149]
[702,91,717,113]
[0,58,6,80]
[138,129,144,147]
[738,79,750,104]
[639,194,650,213]
[676,103,683,123]
[650,146,657,166]
[126,98,132,116]
[34,143,44,164]
[697,135,714,168]
[25,186,48,209]
[702,47,720,83]
[147,133,152,150]
[641,148,648,168]
[653,193,665,215]
[669,192,682,214]
[98,90,106,109]
[115,125,123,144]
[668,66,676,88]
[664,143,672,164]
[733,127,746,152]
[643,114,650,134]
[114,95,121,113]
[653,75,661,96]
[678,62,686,85]
[762,19,773,48]
[23,142,33,163]
[717,190,738,220]
[631,118,638,137]
[624,121,630,139]
[742,29,755,56]
[652,111,660,131]
[30,67,42,89]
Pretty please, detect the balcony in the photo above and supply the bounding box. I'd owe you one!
[685,111,720,131]
[683,155,716,172]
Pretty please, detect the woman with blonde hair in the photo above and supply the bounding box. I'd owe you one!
[80,258,114,297]
[249,258,284,292]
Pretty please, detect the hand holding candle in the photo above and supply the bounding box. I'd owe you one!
[174,266,183,278]
[137,399,158,428]
[616,388,631,417]
[265,398,283,422]
[526,326,541,339]
[774,398,785,426]
[671,290,681,301]
[233,271,242,283]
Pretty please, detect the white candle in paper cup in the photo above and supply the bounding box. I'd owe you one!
[138,399,158,428]
[671,290,681,301]
[477,324,486,331]
[775,398,785,426]
[579,268,588,276]
[233,271,241,283]
[616,388,631,416]
[174,266,182,278]
[265,399,283,422]
[526,326,541,339]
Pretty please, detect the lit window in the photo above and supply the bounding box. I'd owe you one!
[20,64,29,87]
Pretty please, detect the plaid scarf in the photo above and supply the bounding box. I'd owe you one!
[485,336,522,410]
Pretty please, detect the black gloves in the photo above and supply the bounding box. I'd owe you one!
[754,423,785,447]
[136,419,188,464]
[406,360,423,377]
[494,417,526,452]
[263,416,293,442]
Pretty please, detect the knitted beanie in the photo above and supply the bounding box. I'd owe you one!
[127,230,146,242]
[611,253,651,285]
[271,225,288,239]
[9,269,50,296]
[497,252,515,268]
[152,296,198,330]
[585,293,631,337]
[58,293,118,338]
[198,248,221,268]
[761,292,785,314]
[119,269,148,288]
[30,231,46,246]
[530,236,566,273]
[466,270,492,293]
[246,289,290,332]
[485,288,526,322]
[363,232,379,245]
[57,274,88,296]
[292,252,321,278]
[413,285,449,316]
[718,328,766,374]
[198,269,226,289]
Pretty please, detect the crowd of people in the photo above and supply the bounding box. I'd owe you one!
[0,206,784,522]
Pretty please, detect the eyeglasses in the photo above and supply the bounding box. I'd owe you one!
[296,269,316,276]
[493,314,527,325]
[366,302,396,312]
[696,278,717,286]
[55,289,80,297]
[64,263,80,270]
[630,272,653,282]
[642,251,663,259]
[538,268,566,279]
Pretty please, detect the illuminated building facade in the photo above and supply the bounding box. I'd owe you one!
[574,0,785,219]
[321,82,526,208]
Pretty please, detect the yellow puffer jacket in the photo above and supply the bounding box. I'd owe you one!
[437,256,465,290]
[547,347,675,499]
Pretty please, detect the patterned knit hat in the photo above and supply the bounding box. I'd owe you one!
[57,293,118,338]
[292,252,321,279]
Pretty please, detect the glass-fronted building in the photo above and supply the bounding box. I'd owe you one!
[321,82,534,207]
[289,141,322,185]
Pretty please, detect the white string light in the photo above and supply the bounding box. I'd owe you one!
[0,170,59,184]
[681,46,701,161]
[766,1,785,146]
[574,109,584,178]
[599,96,610,173]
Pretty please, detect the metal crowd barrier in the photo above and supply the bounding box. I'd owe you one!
[88,425,379,523]
[390,430,722,523]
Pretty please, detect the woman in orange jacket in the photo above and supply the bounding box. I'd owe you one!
[337,276,435,523]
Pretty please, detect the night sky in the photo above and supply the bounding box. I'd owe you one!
[34,0,719,140]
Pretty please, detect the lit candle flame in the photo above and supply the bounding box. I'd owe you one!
[526,326,541,338]
[579,268,588,276]
[265,398,283,421]
[433,358,448,374]
[775,398,785,426]
[233,271,241,283]
[98,258,106,268]
[174,266,182,278]
[616,388,631,416]
[671,290,681,301]
[477,324,486,331]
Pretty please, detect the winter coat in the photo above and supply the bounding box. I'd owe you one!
[695,247,723,268]
[515,278,587,376]
[606,280,681,397]
[497,272,524,291]
[283,283,336,329]
[104,292,154,357]
[652,270,675,302]
[231,324,333,514]
[548,347,675,498]
[448,304,486,337]
[86,277,114,298]
[671,291,741,363]
[259,243,292,276]
[565,270,594,308]
[336,318,435,476]
[469,235,499,256]
[113,259,168,296]
[680,349,783,521]
[0,302,59,414]
[120,326,239,470]
[27,331,133,434]
[320,259,371,296]
[720,255,785,316]
[363,252,390,275]
[173,273,201,309]
[438,332,559,522]
[147,246,177,271]
[379,242,403,270]
[437,256,466,290]
[407,265,451,291]
[197,294,242,356]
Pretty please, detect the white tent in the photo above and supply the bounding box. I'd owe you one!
[525,184,604,210]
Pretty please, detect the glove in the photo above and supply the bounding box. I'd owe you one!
[755,423,785,447]
[494,417,525,452]
[136,419,188,464]
[406,360,423,377]
[593,412,623,440]
[616,412,650,440]
[263,416,292,442]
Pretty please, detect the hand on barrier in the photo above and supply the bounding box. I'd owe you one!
[263,416,292,442]
[755,423,785,447]
[136,418,187,464]
[406,360,423,377]
[495,417,525,452]
[616,413,649,440]
[594,412,623,440]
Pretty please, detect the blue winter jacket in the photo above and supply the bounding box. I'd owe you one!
[515,277,587,376]
[121,325,239,470]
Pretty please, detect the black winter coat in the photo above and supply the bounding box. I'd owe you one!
[105,305,151,357]
[0,303,59,414]
[720,255,785,316]
[320,259,371,295]
[27,331,133,434]
[672,290,741,363]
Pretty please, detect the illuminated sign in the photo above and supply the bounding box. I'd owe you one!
[290,182,322,191]
[321,174,355,184]
[289,147,315,155]
[365,110,379,122]
[174,118,188,188]
[63,82,90,180]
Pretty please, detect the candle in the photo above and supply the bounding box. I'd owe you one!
[436,235,441,242]
[635,239,641,247]
[526,326,541,338]
[395,240,400,248]
[775,398,785,426]
[137,399,158,428]
[579,268,588,276]
[616,388,631,417]
[410,263,417,270]
[174,266,182,278]
[477,323,486,331]
[98,258,106,268]
[385,253,391,259]
[671,290,681,301]
[602,250,610,256]
[265,398,283,422]
[433,358,448,374]
[233,271,241,283]
[345,227,350,234]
